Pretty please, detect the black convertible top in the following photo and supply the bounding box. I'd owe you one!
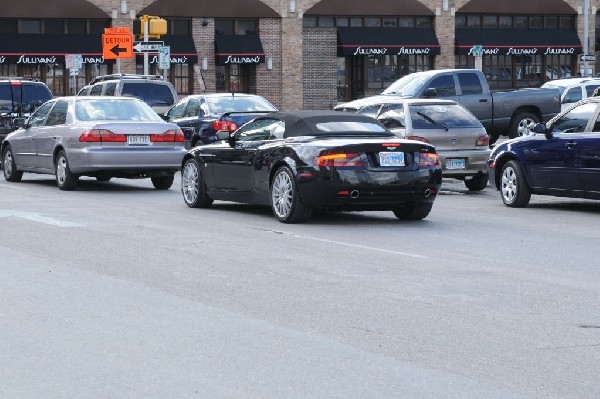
[253,110,395,138]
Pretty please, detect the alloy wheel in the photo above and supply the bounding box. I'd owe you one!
[4,150,13,176]
[271,171,293,218]
[501,165,517,203]
[517,118,535,136]
[56,155,67,186]
[182,161,199,204]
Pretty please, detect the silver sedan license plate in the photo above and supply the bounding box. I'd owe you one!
[446,158,465,170]
[379,151,405,167]
[127,135,151,145]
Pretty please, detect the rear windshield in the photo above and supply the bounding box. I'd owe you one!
[410,104,482,129]
[315,121,387,133]
[0,84,12,112]
[0,83,52,111]
[206,96,276,115]
[75,98,163,121]
[121,82,175,107]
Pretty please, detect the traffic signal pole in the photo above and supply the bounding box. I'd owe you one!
[143,19,149,75]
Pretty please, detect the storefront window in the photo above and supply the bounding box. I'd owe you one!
[45,20,64,34]
[215,19,257,35]
[67,19,86,34]
[367,55,397,90]
[215,65,251,93]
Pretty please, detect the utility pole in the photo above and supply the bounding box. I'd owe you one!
[583,0,590,76]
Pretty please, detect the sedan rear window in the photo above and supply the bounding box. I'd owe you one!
[206,96,276,115]
[315,121,387,133]
[410,104,482,129]
[75,99,163,121]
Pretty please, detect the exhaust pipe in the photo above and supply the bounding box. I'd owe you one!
[350,190,360,199]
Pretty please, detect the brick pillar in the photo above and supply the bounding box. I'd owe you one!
[281,16,304,111]
[192,18,215,93]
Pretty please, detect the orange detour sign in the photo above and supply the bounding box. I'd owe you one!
[102,29,134,60]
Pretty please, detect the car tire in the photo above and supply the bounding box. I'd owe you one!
[55,150,78,191]
[464,174,489,191]
[2,145,23,182]
[393,203,433,220]
[508,112,538,139]
[500,160,531,207]
[151,175,174,190]
[181,158,213,208]
[270,166,312,223]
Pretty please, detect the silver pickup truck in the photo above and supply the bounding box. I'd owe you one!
[334,69,561,143]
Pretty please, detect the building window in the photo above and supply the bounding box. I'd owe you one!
[67,19,86,34]
[215,19,257,35]
[303,16,434,28]
[367,55,397,90]
[172,19,191,35]
[459,14,575,29]
[21,19,41,33]
[215,64,250,93]
[44,19,64,34]
[172,64,192,94]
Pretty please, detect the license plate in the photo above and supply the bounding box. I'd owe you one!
[127,135,150,145]
[379,151,405,167]
[446,158,466,170]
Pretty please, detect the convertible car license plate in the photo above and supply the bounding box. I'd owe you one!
[379,151,405,167]
[127,135,150,145]
[446,158,465,170]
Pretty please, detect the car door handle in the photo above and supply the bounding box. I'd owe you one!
[478,99,488,102]
[566,141,578,149]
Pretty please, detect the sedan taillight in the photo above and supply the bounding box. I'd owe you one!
[476,135,490,147]
[150,129,185,142]
[79,129,126,142]
[419,153,441,167]
[317,153,364,167]
[212,120,238,132]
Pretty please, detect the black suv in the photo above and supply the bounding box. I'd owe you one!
[79,74,177,116]
[0,77,53,142]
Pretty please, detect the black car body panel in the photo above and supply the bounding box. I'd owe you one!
[182,111,442,215]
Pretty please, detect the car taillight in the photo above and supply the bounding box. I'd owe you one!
[212,120,238,132]
[317,153,364,167]
[151,129,185,142]
[406,136,430,143]
[476,135,490,147]
[79,129,126,142]
[419,153,441,166]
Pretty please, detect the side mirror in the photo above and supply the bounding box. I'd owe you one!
[12,117,26,128]
[423,88,437,98]
[532,122,546,134]
[216,130,235,147]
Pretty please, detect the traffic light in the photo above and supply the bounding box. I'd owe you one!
[139,15,167,39]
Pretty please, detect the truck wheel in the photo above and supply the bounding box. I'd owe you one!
[509,112,538,139]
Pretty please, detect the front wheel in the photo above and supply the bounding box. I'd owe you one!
[2,145,23,182]
[509,112,538,139]
[270,166,312,223]
[500,160,531,207]
[55,150,78,190]
[464,174,489,191]
[181,158,213,208]
[393,203,433,221]
[151,175,174,190]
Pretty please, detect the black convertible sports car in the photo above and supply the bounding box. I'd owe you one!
[180,110,442,223]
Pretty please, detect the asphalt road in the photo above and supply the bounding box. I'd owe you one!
[1,174,599,398]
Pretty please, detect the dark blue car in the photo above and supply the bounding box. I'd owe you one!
[164,93,277,148]
[488,97,600,207]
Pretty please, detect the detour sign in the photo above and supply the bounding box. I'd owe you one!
[102,30,134,60]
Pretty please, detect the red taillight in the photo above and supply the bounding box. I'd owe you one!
[419,153,441,167]
[317,153,364,167]
[10,81,22,86]
[406,136,430,143]
[79,129,126,142]
[476,135,490,147]
[212,120,238,132]
[382,143,401,147]
[150,129,185,142]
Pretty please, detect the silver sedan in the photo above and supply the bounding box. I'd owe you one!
[1,96,187,190]
[371,99,491,191]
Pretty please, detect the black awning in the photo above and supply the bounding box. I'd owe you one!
[214,35,265,65]
[455,29,583,56]
[0,34,107,64]
[134,35,198,64]
[337,27,440,57]
[0,0,109,18]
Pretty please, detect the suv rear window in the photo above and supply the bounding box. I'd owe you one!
[15,83,53,107]
[121,83,175,107]
[0,84,12,112]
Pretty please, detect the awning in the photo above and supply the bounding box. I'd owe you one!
[214,35,265,65]
[455,29,583,56]
[337,27,440,57]
[306,0,433,16]
[134,35,198,64]
[458,0,575,14]
[0,34,108,64]
[0,0,109,18]
[139,0,279,18]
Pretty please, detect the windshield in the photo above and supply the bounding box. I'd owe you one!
[382,74,429,96]
[540,83,567,95]
[75,99,163,121]
[121,83,175,106]
[206,96,277,115]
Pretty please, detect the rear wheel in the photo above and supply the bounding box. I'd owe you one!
[2,145,23,182]
[500,160,531,207]
[464,174,489,191]
[393,203,433,221]
[270,166,312,223]
[55,150,78,190]
[509,112,538,139]
[181,158,213,208]
[151,175,174,190]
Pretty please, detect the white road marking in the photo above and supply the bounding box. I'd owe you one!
[0,183,29,191]
[0,210,83,227]
[259,229,428,259]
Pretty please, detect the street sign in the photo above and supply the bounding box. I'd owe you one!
[158,46,170,70]
[580,54,596,62]
[133,41,165,53]
[65,54,83,70]
[102,32,134,60]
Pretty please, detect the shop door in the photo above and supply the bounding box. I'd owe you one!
[350,56,364,100]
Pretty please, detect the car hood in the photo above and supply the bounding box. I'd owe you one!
[334,95,406,111]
